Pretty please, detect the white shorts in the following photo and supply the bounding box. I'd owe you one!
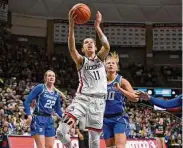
[65,93,106,130]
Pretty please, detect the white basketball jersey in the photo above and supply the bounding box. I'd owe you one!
[77,56,107,95]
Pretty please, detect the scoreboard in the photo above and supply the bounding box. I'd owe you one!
[153,23,182,51]
[54,20,95,44]
[54,20,146,47]
[103,23,146,47]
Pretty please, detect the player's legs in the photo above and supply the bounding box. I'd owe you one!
[33,135,45,148]
[31,115,48,148]
[87,98,106,148]
[57,95,88,146]
[105,138,115,148]
[114,118,130,148]
[45,137,55,148]
[57,114,76,145]
[45,117,56,148]
[114,133,127,148]
[103,118,115,147]
[88,129,101,148]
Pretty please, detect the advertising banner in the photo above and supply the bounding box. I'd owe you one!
[8,136,166,148]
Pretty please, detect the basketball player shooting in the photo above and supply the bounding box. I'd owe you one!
[56,7,110,148]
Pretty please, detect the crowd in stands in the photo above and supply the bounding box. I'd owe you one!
[128,63,159,87]
[160,66,182,81]
[126,102,182,146]
[0,25,182,147]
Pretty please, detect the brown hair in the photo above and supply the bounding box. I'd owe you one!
[82,37,96,47]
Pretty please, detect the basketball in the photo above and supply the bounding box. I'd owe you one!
[71,3,91,24]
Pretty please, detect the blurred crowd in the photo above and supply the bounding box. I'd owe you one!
[126,102,182,146]
[128,63,159,87]
[160,66,182,81]
[0,25,182,147]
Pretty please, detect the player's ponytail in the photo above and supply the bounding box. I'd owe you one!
[54,87,67,103]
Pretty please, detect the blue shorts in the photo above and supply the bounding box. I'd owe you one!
[103,115,130,140]
[30,115,55,137]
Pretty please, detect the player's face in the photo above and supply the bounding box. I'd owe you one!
[105,58,118,72]
[45,71,55,84]
[82,38,96,54]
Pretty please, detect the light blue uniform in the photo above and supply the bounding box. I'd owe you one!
[103,74,130,140]
[24,84,62,137]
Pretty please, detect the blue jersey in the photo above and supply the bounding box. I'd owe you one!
[105,74,126,115]
[24,84,62,117]
[103,74,130,140]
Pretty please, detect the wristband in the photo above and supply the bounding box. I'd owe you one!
[100,35,108,45]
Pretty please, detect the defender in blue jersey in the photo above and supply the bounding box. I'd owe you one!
[24,70,62,148]
[104,52,140,148]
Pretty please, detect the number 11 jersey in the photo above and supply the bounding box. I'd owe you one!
[77,56,107,96]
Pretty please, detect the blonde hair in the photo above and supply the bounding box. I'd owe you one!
[106,52,119,63]
[105,52,120,71]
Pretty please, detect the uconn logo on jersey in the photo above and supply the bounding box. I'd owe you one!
[85,63,101,70]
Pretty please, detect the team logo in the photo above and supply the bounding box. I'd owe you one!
[39,128,43,132]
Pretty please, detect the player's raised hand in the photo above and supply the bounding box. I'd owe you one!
[94,11,102,28]
[68,9,77,28]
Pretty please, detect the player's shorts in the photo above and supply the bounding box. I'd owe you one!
[78,116,86,131]
[30,115,55,137]
[103,114,130,140]
[65,93,106,130]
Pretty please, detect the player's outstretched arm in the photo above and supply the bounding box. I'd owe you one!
[23,84,43,126]
[95,11,110,61]
[139,92,182,108]
[114,78,139,102]
[23,84,43,115]
[150,94,182,108]
[68,9,83,69]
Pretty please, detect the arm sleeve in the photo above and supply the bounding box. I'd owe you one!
[55,96,63,117]
[150,94,182,109]
[23,84,43,115]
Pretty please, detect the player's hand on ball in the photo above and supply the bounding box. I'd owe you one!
[113,82,121,91]
[68,9,77,27]
[95,11,102,28]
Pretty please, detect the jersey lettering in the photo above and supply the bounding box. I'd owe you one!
[85,64,101,70]
[93,70,100,80]
[77,56,107,95]
[106,91,115,100]
[44,100,56,109]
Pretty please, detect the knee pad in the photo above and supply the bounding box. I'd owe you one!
[56,122,71,145]
[88,130,101,148]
